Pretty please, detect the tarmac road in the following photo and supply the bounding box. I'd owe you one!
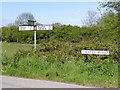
[1,75,96,88]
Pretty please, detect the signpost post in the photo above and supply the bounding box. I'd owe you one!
[34,31,36,50]
[19,20,53,50]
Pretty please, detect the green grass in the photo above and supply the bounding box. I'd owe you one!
[2,57,118,88]
[1,42,119,88]
[2,42,33,57]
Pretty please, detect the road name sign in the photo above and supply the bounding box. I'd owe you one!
[19,26,34,31]
[37,25,53,30]
[19,25,53,31]
[81,50,110,55]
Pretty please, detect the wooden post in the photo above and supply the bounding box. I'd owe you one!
[84,48,88,62]
[84,54,88,62]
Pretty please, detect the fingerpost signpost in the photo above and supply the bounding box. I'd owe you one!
[19,20,53,50]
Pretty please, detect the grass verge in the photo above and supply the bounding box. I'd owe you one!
[1,42,119,88]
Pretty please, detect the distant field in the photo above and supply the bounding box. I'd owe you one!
[2,43,33,57]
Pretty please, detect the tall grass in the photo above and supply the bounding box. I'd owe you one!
[2,56,118,88]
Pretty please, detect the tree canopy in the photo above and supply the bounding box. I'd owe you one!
[15,12,35,26]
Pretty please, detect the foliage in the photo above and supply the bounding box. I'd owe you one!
[100,1,120,13]
[1,12,118,44]
[2,46,118,88]
[1,12,119,62]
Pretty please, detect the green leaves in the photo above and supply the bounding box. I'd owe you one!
[100,2,120,12]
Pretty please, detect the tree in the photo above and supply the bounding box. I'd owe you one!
[82,10,99,27]
[100,1,120,13]
[15,12,35,26]
[99,1,120,39]
[52,22,61,27]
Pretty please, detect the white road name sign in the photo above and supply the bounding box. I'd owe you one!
[81,50,110,55]
[37,25,53,30]
[19,26,34,31]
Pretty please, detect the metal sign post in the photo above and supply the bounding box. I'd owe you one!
[34,31,36,50]
[19,20,53,50]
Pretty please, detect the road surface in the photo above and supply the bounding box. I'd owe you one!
[1,75,96,88]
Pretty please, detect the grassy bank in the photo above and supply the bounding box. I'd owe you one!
[2,42,119,88]
[2,56,118,88]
